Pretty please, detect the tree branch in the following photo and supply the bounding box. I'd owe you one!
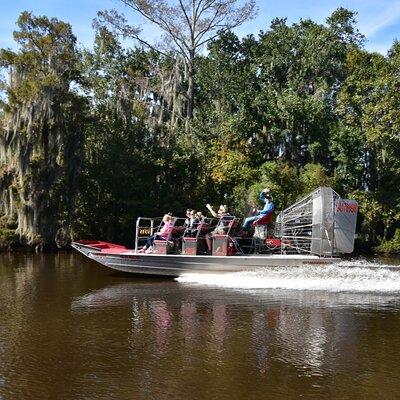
[179,0,193,38]
[194,4,224,43]
[196,0,219,22]
[197,24,238,47]
[120,0,191,57]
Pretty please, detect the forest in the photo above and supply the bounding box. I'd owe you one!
[0,1,399,253]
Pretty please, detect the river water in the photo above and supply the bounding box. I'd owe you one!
[1,253,400,400]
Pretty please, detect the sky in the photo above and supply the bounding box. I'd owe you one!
[0,0,399,54]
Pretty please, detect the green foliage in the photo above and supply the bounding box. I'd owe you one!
[299,164,336,195]
[1,12,79,100]
[254,161,300,210]
[348,190,383,245]
[234,162,335,218]
[228,161,299,216]
[375,230,400,254]
[0,228,17,250]
[326,7,364,46]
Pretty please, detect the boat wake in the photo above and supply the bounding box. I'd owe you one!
[176,259,400,294]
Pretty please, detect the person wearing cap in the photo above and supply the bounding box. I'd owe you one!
[240,188,275,233]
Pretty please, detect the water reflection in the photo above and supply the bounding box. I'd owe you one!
[276,308,330,375]
[72,280,400,312]
[71,280,400,380]
[210,304,228,356]
[150,300,172,355]
[180,302,199,347]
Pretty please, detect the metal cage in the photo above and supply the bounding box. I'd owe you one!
[275,187,357,257]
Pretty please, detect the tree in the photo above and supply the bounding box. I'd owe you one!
[253,13,359,165]
[333,45,400,244]
[97,0,256,125]
[76,28,211,242]
[0,12,86,248]
[326,7,364,46]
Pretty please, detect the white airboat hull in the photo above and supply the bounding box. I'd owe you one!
[72,242,341,277]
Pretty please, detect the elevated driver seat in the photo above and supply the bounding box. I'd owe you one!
[252,212,273,239]
[252,212,273,253]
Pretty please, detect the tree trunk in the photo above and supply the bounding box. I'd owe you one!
[185,53,195,130]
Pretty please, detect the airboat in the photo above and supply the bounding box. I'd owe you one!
[72,187,358,277]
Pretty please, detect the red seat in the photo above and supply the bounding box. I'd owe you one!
[153,239,171,254]
[197,222,210,232]
[172,226,184,235]
[253,213,273,226]
[265,238,281,247]
[228,219,238,229]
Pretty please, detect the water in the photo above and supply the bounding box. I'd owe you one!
[1,253,400,399]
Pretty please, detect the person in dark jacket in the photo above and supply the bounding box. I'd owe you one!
[184,209,200,237]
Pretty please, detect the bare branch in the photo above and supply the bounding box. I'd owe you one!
[197,25,237,47]
[196,1,257,47]
[118,1,192,57]
[195,0,219,22]
[100,0,257,121]
[179,0,193,38]
[97,9,170,58]
[194,3,224,43]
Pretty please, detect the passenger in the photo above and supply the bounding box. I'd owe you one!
[184,209,200,237]
[205,204,233,252]
[184,209,193,227]
[139,214,174,253]
[240,188,274,233]
[196,211,204,221]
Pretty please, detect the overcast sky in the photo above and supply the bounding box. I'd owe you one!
[0,0,399,54]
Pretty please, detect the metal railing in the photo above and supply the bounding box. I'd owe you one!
[134,215,240,254]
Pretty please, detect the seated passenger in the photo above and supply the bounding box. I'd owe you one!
[196,211,204,221]
[204,204,233,252]
[139,214,174,253]
[240,189,274,234]
[184,209,193,228]
[184,209,200,237]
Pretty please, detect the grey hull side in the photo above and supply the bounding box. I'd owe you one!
[72,242,340,277]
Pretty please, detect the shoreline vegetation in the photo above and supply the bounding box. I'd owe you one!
[0,2,399,254]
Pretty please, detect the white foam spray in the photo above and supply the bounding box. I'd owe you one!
[176,259,400,294]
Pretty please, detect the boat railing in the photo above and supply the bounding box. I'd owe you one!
[134,216,184,253]
[217,216,240,237]
[134,215,241,254]
[134,216,212,252]
[135,217,160,253]
[182,217,213,239]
